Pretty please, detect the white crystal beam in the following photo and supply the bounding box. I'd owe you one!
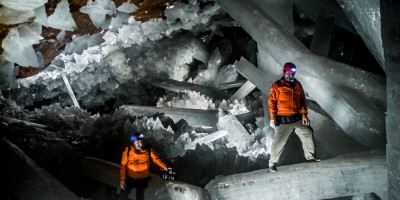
[205,150,387,200]
[337,0,384,70]
[230,81,256,100]
[185,130,228,150]
[144,78,229,100]
[216,0,386,102]
[116,105,218,131]
[61,72,80,108]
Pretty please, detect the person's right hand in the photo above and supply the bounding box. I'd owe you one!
[270,120,276,129]
[120,181,126,190]
[302,117,310,126]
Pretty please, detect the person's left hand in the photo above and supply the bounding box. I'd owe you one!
[302,117,310,126]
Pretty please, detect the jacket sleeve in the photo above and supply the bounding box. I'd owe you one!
[298,82,308,118]
[268,83,279,120]
[150,148,167,170]
[120,147,128,182]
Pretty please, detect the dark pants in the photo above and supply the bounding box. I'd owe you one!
[119,176,151,200]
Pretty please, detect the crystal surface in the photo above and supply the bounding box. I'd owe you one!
[79,0,116,28]
[116,1,138,13]
[33,5,48,26]
[185,130,228,150]
[216,0,386,102]
[0,56,15,89]
[230,80,256,100]
[116,105,219,131]
[1,24,42,67]
[61,72,80,108]
[47,0,77,31]
[0,1,395,199]
[0,6,35,25]
[205,150,387,200]
[337,0,384,69]
[216,114,254,155]
[0,0,47,11]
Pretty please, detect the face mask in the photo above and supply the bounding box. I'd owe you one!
[287,72,295,82]
[133,140,143,150]
[284,71,295,82]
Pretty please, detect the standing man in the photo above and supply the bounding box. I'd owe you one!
[268,62,320,173]
[119,133,169,200]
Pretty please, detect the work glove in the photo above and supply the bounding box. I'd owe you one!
[269,120,276,129]
[120,181,126,190]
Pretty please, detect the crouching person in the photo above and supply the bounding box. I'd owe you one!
[119,133,168,200]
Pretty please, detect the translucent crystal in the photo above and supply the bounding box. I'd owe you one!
[0,6,35,25]
[116,0,138,13]
[0,0,47,11]
[47,0,77,31]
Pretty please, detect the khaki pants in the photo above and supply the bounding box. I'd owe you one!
[269,120,316,167]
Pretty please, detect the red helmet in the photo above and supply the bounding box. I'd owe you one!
[283,62,297,73]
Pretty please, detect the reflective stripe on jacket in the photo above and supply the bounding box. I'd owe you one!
[120,146,167,180]
[268,77,308,120]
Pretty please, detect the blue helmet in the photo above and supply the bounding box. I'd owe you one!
[130,133,143,142]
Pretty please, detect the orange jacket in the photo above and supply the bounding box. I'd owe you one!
[120,146,167,180]
[268,78,308,120]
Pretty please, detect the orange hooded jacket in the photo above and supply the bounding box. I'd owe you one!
[120,146,167,180]
[268,78,308,120]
